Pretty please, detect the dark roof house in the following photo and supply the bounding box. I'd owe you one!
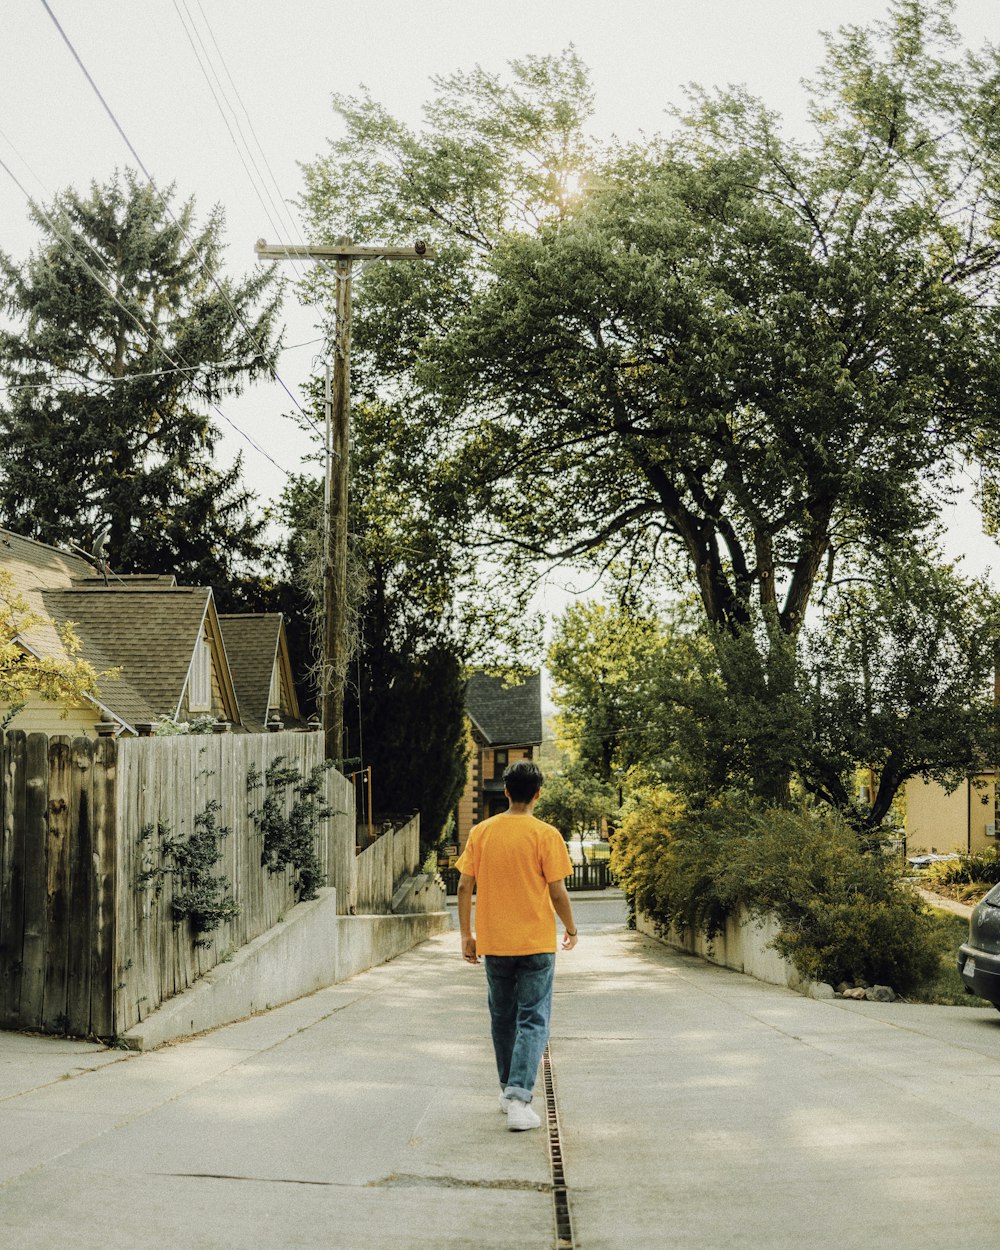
[465,670,543,747]
[1,527,300,737]
[456,671,544,844]
[218,614,302,732]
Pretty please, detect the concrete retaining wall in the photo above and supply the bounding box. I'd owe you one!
[637,906,812,994]
[121,888,451,1050]
[336,911,451,982]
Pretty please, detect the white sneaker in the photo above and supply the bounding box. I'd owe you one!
[499,1093,514,1114]
[506,1099,541,1131]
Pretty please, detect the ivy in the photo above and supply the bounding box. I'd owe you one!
[136,801,239,947]
[247,757,335,901]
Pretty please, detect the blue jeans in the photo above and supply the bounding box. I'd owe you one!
[483,953,555,1103]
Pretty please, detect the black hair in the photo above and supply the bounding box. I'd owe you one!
[503,759,544,803]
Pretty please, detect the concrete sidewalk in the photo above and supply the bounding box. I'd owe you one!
[2,896,999,1249]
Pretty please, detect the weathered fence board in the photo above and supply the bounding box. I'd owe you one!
[42,737,72,1032]
[65,736,94,1034]
[0,729,373,1039]
[353,815,420,915]
[20,732,50,1029]
[0,732,27,1022]
[0,732,118,1036]
[89,736,116,1039]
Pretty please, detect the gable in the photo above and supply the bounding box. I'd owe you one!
[1,528,246,730]
[465,671,543,746]
[218,614,300,730]
[40,586,218,725]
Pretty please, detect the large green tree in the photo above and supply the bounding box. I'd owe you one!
[301,2,1000,802]
[0,170,282,600]
[547,599,669,781]
[548,545,1000,833]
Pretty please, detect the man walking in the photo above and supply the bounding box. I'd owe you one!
[456,760,577,1131]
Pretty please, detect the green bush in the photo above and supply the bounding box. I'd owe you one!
[928,846,1000,891]
[612,790,940,993]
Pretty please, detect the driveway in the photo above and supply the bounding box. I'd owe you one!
[1,894,998,1249]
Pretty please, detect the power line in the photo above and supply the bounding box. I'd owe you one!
[0,334,328,395]
[171,0,308,284]
[0,150,293,479]
[0,361,213,393]
[37,0,314,428]
[190,0,308,251]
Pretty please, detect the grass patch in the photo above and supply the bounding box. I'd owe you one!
[907,909,991,1007]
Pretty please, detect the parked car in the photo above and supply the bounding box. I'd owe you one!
[958,882,1000,1011]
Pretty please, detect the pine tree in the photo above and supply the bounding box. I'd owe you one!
[0,169,283,599]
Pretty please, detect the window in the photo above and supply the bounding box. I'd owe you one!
[493,749,508,779]
[268,662,281,712]
[188,638,212,712]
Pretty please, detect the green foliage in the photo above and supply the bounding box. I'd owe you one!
[277,402,485,853]
[1,569,111,726]
[909,909,993,1007]
[247,757,333,901]
[0,170,282,600]
[138,803,239,946]
[152,715,217,736]
[928,847,1000,892]
[300,6,1000,803]
[798,550,1000,824]
[547,599,669,781]
[613,790,941,992]
[534,762,615,841]
[549,540,1000,833]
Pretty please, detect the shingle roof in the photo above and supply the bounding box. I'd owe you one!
[0,528,226,728]
[1,528,95,659]
[218,614,281,732]
[40,586,211,725]
[466,671,542,746]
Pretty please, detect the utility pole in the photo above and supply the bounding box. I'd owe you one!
[255,238,434,764]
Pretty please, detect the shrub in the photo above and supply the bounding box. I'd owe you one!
[928,846,1000,891]
[612,790,940,993]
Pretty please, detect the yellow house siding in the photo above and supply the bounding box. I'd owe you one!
[456,727,479,852]
[3,695,101,737]
[904,773,998,856]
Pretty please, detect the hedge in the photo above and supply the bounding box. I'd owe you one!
[612,790,940,993]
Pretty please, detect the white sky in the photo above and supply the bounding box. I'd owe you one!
[2,0,999,585]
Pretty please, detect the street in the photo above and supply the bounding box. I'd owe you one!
[1,894,999,1249]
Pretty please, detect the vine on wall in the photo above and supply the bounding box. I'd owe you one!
[137,800,239,947]
[247,756,335,901]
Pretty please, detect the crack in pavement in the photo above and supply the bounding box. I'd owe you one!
[152,1171,551,1193]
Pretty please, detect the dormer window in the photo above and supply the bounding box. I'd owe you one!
[188,638,212,712]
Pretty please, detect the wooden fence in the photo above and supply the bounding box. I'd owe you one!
[0,734,117,1038]
[0,729,418,1040]
[113,731,354,1035]
[353,815,421,914]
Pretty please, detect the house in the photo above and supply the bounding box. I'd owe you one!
[218,614,302,731]
[455,670,543,852]
[903,771,999,856]
[1,527,300,736]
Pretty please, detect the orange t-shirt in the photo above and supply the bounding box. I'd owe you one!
[455,812,573,956]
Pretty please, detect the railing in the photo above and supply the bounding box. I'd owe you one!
[440,860,614,896]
